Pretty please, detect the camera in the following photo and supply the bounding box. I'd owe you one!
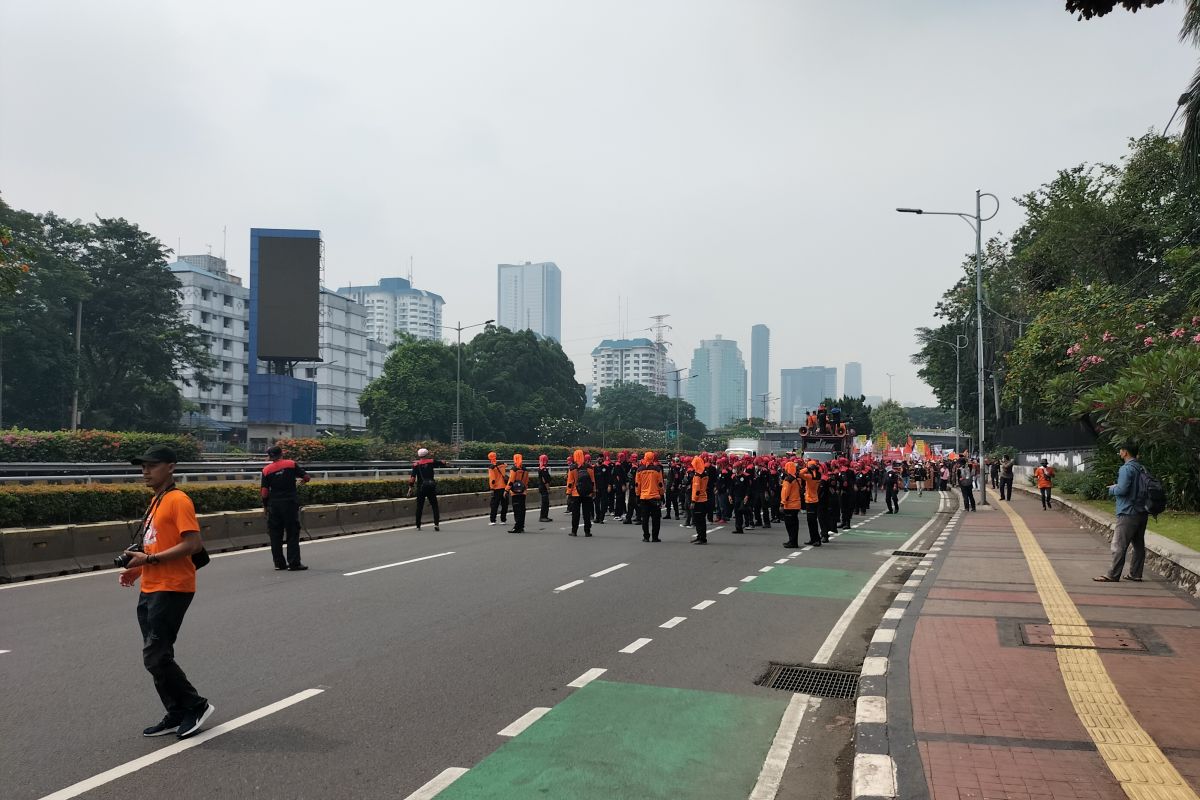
[114,543,144,569]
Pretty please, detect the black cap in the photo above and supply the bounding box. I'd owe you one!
[130,445,178,465]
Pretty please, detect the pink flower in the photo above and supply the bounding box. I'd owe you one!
[1193,317,1199,325]
[1102,331,1115,343]
[1171,327,1186,339]
[1135,323,1147,330]
[1193,333,1200,343]
[1066,343,1081,356]
[1144,337,1154,346]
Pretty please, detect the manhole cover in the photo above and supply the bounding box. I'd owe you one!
[1021,623,1146,651]
[892,550,926,557]
[758,664,860,698]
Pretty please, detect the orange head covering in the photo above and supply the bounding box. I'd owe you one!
[538,454,548,468]
[643,451,655,464]
[488,451,498,465]
[513,453,523,468]
[785,461,797,477]
[691,455,705,472]
[573,449,585,466]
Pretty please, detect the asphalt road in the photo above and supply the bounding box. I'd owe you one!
[0,489,948,800]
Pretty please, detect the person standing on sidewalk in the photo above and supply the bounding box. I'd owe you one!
[261,445,311,571]
[120,445,215,740]
[957,462,977,511]
[536,454,553,522]
[487,451,509,526]
[999,455,1015,501]
[1095,441,1150,583]
[506,453,529,533]
[636,451,665,542]
[410,447,446,531]
[1035,459,1056,509]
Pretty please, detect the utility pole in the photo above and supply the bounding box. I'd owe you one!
[649,314,671,397]
[71,300,82,431]
[886,372,894,402]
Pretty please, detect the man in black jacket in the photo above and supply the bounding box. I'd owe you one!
[410,447,447,531]
[262,445,311,571]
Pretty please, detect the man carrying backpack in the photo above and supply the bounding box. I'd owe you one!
[1095,441,1155,583]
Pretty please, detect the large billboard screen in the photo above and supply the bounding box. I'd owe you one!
[256,235,320,360]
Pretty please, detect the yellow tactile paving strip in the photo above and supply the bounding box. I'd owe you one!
[996,502,1200,800]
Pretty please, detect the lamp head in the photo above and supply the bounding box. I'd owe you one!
[896,207,923,214]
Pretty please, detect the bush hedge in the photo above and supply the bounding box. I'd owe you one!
[0,429,202,462]
[0,476,490,527]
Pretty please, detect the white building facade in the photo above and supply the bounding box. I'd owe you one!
[335,277,444,345]
[591,338,665,398]
[497,261,562,342]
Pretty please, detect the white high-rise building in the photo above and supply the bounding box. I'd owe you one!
[170,255,250,428]
[591,338,671,398]
[497,262,562,342]
[687,336,747,430]
[336,277,445,345]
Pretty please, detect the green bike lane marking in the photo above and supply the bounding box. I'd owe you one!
[435,680,786,800]
[739,566,876,599]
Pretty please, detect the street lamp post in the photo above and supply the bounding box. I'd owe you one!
[898,190,999,504]
[885,373,894,402]
[442,319,494,446]
[666,367,697,449]
[929,335,968,453]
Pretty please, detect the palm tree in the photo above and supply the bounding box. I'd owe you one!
[1066,0,1200,178]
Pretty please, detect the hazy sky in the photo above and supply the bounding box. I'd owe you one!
[2,1,1193,410]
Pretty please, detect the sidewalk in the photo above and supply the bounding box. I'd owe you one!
[899,490,1200,800]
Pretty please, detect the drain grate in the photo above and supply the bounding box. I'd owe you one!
[758,664,860,698]
[892,550,926,557]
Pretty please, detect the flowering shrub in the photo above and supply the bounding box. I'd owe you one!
[0,430,202,462]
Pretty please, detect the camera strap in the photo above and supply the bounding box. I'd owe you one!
[133,484,178,547]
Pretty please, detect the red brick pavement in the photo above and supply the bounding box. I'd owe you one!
[907,490,1200,799]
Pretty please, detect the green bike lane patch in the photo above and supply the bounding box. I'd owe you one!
[436,680,786,800]
[739,565,876,599]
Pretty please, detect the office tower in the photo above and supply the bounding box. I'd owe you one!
[686,336,747,430]
[497,261,562,342]
[336,277,445,344]
[780,366,838,425]
[845,361,863,398]
[751,325,770,421]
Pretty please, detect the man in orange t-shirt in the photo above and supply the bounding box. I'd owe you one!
[119,445,215,740]
[1035,459,1056,510]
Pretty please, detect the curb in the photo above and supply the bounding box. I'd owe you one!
[851,490,963,800]
[1011,482,1200,597]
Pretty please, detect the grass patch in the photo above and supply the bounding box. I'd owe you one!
[1060,493,1200,552]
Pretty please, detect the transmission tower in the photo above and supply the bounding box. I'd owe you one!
[649,314,672,396]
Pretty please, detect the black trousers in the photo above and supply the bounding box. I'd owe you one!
[886,489,900,513]
[665,488,680,518]
[640,500,661,539]
[415,485,439,527]
[840,495,853,529]
[731,495,747,531]
[783,509,800,545]
[961,485,977,511]
[267,500,302,568]
[805,509,821,543]
[624,484,639,522]
[570,495,593,533]
[613,485,626,517]
[137,591,206,720]
[1040,488,1053,509]
[999,476,1013,500]
[510,494,527,531]
[692,500,709,541]
[489,489,509,522]
[594,483,608,521]
[539,488,550,519]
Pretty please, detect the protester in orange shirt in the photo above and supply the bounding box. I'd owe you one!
[1035,459,1056,510]
[567,449,596,536]
[780,460,803,548]
[800,460,824,546]
[506,453,530,533]
[690,455,713,544]
[635,451,665,542]
[487,451,509,526]
[118,445,215,740]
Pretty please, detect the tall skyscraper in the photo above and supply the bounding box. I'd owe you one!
[780,366,838,424]
[844,361,863,399]
[497,261,562,342]
[336,277,445,345]
[750,324,770,421]
[591,338,668,398]
[687,336,747,430]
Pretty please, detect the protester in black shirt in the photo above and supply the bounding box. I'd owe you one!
[537,454,553,522]
[261,445,311,571]
[410,447,447,531]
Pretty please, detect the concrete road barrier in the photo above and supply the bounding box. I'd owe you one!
[339,500,397,534]
[0,526,79,580]
[224,509,271,550]
[301,504,344,539]
[70,521,136,571]
[197,512,235,553]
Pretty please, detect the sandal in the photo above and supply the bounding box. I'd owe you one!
[1092,575,1119,582]
[1125,576,1143,582]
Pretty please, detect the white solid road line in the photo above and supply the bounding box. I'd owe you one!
[619,637,652,654]
[403,767,470,800]
[748,694,820,800]
[554,579,586,592]
[38,688,324,800]
[719,586,738,595]
[343,551,455,577]
[590,562,629,578]
[498,707,552,737]
[0,649,9,654]
[660,616,686,629]
[567,668,607,688]
[692,600,715,610]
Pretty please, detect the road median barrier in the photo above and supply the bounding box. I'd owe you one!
[301,504,344,539]
[0,525,79,580]
[69,520,136,571]
[339,499,396,534]
[224,509,271,550]
[197,512,235,552]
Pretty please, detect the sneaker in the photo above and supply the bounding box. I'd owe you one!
[651,538,660,542]
[287,564,308,571]
[176,702,215,739]
[584,531,593,537]
[143,716,180,737]
[569,531,578,537]
[783,542,798,548]
[434,524,440,531]
[489,521,497,526]
[507,529,521,533]
[693,539,707,545]
[273,564,287,571]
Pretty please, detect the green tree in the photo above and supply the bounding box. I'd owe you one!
[360,335,464,440]
[589,382,705,440]
[870,400,913,446]
[904,406,956,430]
